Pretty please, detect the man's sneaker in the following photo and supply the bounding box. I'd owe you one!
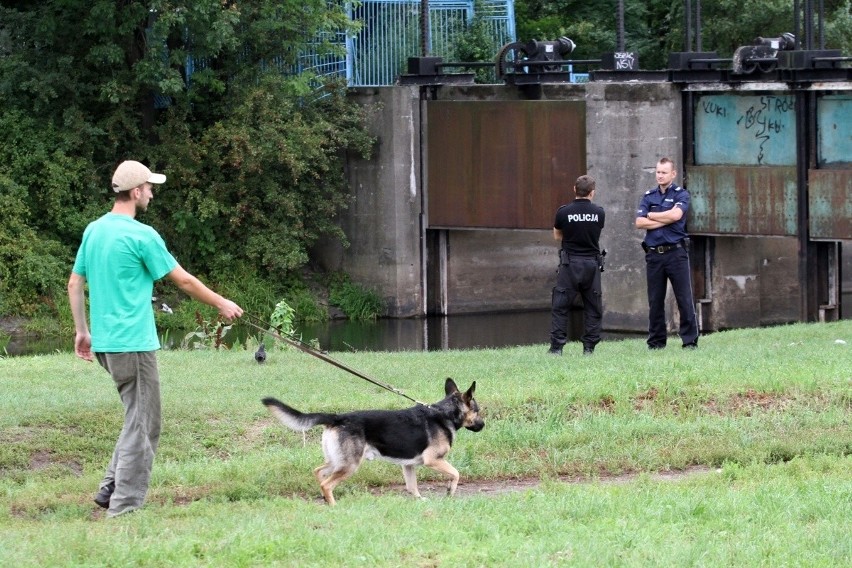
[547,348,562,356]
[94,482,115,509]
[682,342,698,350]
[583,347,595,356]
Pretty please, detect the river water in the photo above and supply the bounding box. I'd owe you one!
[2,310,640,356]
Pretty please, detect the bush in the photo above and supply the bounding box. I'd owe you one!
[285,288,329,323]
[0,175,70,317]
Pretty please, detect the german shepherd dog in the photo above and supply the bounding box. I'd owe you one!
[262,378,484,505]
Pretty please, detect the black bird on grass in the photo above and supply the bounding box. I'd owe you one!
[254,343,267,364]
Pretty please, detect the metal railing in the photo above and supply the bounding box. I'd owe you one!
[346,0,515,86]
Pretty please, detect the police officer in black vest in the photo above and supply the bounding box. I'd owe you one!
[635,157,699,349]
[549,175,606,356]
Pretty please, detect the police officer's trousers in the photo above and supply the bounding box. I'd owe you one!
[550,256,602,351]
[644,247,699,348]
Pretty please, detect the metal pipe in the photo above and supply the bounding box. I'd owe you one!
[438,62,499,69]
[696,0,702,52]
[421,0,431,56]
[617,0,625,52]
[804,0,813,50]
[685,0,693,51]
[497,59,603,71]
[794,0,801,50]
[686,58,731,64]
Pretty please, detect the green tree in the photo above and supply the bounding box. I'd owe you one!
[0,0,372,316]
[691,0,798,56]
[515,0,670,69]
[453,0,500,83]
[821,0,852,53]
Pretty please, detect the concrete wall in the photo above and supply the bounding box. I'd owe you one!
[440,229,554,314]
[424,82,685,328]
[315,81,697,329]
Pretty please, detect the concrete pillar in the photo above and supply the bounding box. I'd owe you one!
[313,86,424,317]
[584,81,683,332]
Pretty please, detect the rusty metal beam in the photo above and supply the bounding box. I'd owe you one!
[687,166,798,236]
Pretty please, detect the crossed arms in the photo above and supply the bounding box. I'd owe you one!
[635,205,684,230]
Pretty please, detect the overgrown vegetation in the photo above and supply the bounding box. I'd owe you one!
[328,272,384,321]
[0,1,373,319]
[1,321,850,565]
[452,0,501,83]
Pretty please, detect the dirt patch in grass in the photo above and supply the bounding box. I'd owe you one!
[1,426,45,444]
[387,465,716,498]
[7,465,719,517]
[241,417,278,444]
[29,449,83,477]
[703,390,793,416]
[631,388,800,416]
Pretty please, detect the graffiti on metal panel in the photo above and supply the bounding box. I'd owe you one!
[734,96,795,164]
[695,95,796,166]
[700,99,728,118]
[614,52,636,70]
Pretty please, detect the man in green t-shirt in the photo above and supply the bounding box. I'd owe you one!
[68,160,243,518]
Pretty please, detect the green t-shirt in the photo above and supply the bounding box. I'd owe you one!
[72,213,178,352]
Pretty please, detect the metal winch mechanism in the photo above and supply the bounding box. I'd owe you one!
[732,32,796,74]
[495,37,577,83]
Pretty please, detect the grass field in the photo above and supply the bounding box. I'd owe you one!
[2,321,850,566]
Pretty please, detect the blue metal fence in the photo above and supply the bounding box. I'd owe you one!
[306,0,516,86]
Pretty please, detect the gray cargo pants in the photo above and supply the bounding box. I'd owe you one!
[96,351,161,517]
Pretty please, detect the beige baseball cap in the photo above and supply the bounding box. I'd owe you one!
[111,160,167,192]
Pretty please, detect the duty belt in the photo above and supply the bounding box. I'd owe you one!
[646,242,682,254]
[560,250,606,272]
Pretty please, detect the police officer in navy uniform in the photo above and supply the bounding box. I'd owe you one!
[635,157,699,349]
[549,175,606,356]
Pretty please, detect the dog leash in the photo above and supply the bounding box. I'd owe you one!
[240,312,429,407]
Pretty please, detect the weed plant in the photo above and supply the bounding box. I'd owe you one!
[328,272,384,320]
[1,320,850,566]
[284,288,328,322]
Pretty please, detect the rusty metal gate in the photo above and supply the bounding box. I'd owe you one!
[426,100,586,229]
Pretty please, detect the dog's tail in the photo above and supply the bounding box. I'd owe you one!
[261,397,335,432]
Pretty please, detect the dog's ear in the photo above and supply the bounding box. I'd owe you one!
[463,381,476,402]
[445,377,459,395]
